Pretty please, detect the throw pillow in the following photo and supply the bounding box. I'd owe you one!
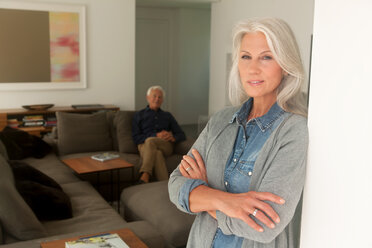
[114,111,138,154]
[9,160,61,190]
[0,127,52,160]
[0,220,3,244]
[56,112,113,155]
[0,155,47,240]
[16,181,72,221]
[8,160,73,220]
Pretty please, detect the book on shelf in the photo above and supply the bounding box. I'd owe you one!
[65,233,129,248]
[22,115,44,121]
[91,152,120,162]
[45,116,57,127]
[7,119,20,128]
[22,115,45,127]
[23,121,45,127]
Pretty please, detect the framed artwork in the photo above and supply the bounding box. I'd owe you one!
[0,1,86,90]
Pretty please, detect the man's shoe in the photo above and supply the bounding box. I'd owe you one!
[136,179,147,185]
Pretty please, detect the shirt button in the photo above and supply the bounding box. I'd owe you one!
[248,171,253,176]
[233,158,237,163]
[225,181,228,186]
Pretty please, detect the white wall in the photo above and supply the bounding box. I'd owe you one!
[135,7,176,112]
[0,0,135,110]
[301,0,372,247]
[209,0,314,115]
[135,6,211,125]
[176,8,210,124]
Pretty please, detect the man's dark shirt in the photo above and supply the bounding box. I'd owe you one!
[132,106,186,145]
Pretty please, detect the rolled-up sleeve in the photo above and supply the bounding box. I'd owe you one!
[169,120,210,214]
[179,179,208,213]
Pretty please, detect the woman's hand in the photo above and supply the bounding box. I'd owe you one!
[179,149,208,183]
[180,149,285,232]
[217,191,285,232]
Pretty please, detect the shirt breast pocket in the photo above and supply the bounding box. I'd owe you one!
[229,160,255,193]
[237,160,255,178]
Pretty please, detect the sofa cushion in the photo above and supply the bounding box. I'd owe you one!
[0,155,47,240]
[56,112,112,155]
[9,160,73,221]
[0,127,51,160]
[114,111,138,154]
[0,220,3,244]
[107,111,119,151]
[0,139,8,160]
[121,180,195,247]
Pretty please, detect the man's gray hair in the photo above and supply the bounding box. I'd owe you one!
[146,85,165,97]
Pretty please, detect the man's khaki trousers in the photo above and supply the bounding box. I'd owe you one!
[137,137,174,181]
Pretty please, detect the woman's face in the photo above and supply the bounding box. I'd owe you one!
[238,32,284,105]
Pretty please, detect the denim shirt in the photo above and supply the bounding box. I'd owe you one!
[178,98,286,247]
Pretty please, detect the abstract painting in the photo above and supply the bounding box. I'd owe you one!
[0,2,86,90]
[49,12,80,82]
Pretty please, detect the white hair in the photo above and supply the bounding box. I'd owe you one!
[146,85,165,97]
[228,17,307,116]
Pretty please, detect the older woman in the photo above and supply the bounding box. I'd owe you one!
[168,18,308,248]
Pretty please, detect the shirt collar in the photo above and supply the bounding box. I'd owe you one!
[145,105,163,113]
[229,98,285,132]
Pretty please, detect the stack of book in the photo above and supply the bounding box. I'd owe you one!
[7,118,20,128]
[22,115,45,127]
[65,233,129,248]
[45,116,57,128]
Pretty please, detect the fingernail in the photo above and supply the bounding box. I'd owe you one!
[270,223,275,228]
[276,217,280,223]
[280,198,285,204]
[259,228,264,232]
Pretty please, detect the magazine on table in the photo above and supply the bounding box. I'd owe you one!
[91,152,119,162]
[65,233,129,248]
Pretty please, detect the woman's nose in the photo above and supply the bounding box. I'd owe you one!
[248,60,261,74]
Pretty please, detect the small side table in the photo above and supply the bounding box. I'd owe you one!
[40,228,148,248]
[62,156,134,210]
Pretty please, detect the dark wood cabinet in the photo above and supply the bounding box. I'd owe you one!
[0,105,119,137]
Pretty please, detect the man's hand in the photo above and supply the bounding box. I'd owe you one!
[156,130,176,142]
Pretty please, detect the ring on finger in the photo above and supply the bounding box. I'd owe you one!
[186,167,192,172]
[252,209,258,217]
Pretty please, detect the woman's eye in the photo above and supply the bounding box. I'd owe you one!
[241,55,251,59]
[262,55,273,60]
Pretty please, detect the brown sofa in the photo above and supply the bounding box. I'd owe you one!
[0,143,163,248]
[121,180,196,248]
[55,111,194,190]
[0,110,193,248]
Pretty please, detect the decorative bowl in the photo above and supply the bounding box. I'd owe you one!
[22,104,54,111]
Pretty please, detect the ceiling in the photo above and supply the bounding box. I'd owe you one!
[136,0,220,9]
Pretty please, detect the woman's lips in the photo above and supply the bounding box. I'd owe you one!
[248,80,264,85]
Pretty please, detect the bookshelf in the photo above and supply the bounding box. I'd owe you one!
[0,105,119,137]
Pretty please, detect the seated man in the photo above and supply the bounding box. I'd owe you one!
[132,86,186,183]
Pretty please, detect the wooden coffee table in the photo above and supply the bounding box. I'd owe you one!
[62,156,134,210]
[40,228,148,248]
